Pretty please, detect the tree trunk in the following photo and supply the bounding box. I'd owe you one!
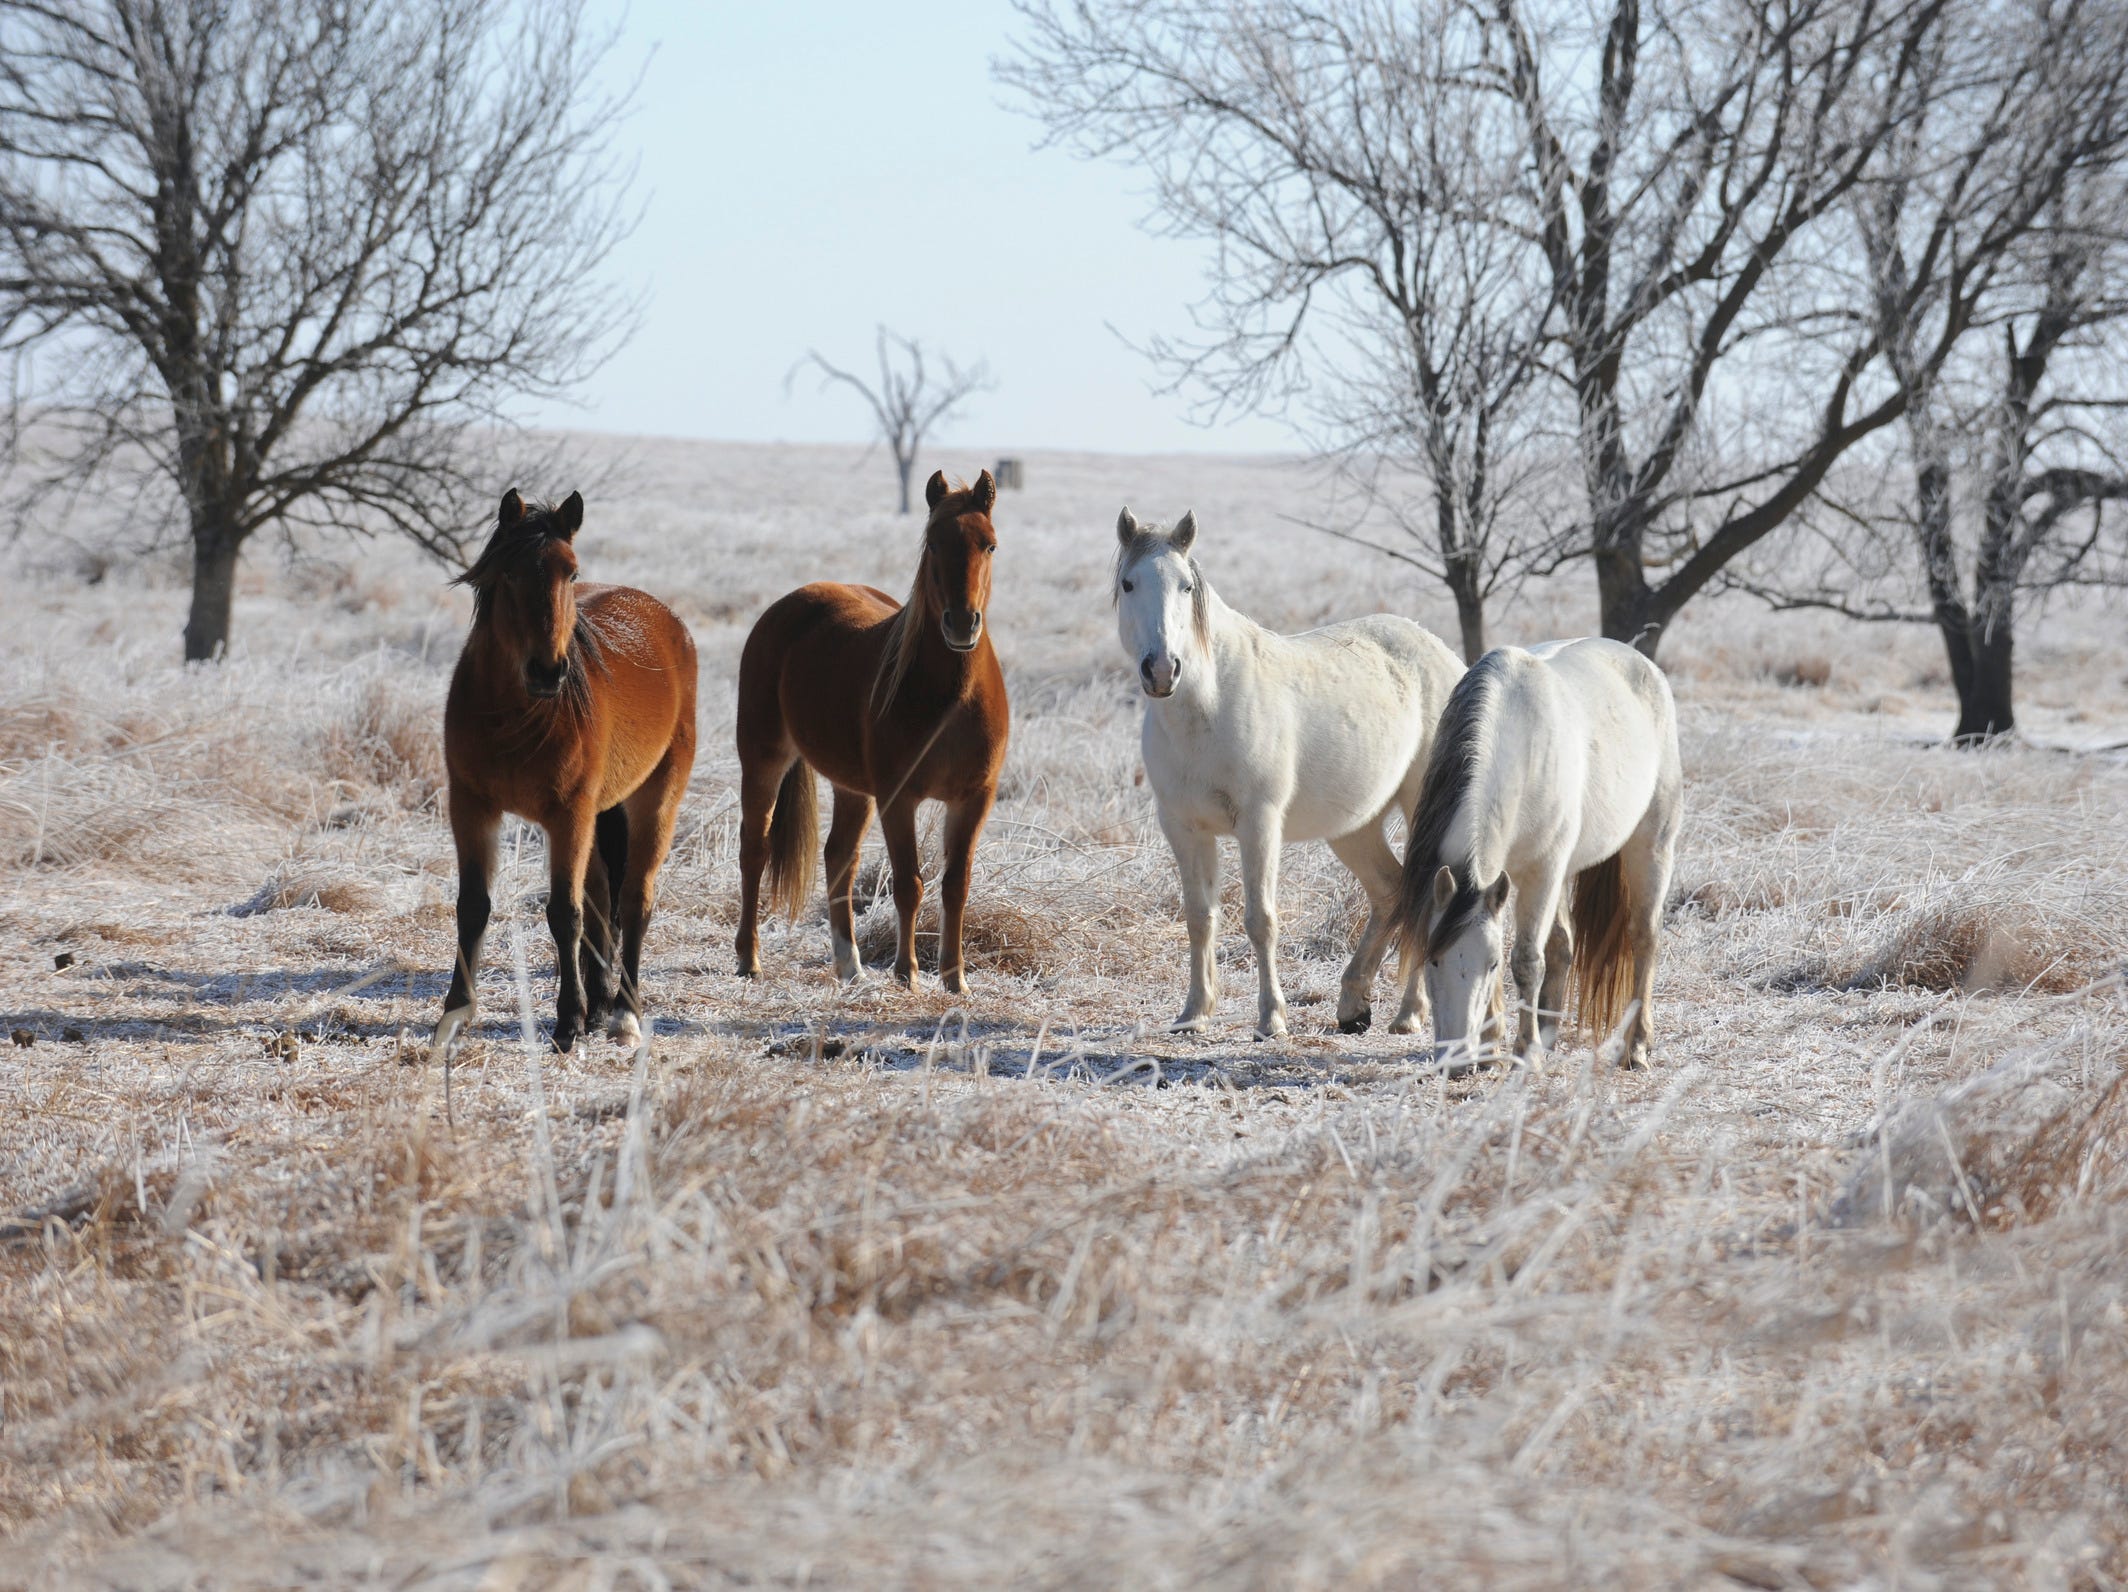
[1951,620,2014,744]
[1594,532,1659,657]
[183,527,244,662]
[896,453,913,515]
[1435,476,1488,662]
[1445,560,1487,662]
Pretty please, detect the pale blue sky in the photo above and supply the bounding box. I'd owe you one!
[542,0,1289,454]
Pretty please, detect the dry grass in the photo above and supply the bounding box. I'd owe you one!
[2,438,2126,1588]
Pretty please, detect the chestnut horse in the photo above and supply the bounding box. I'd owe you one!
[433,489,698,1059]
[735,469,1010,990]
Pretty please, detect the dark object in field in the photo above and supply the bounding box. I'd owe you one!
[61,1026,85,1044]
[9,1028,32,1047]
[434,490,699,1066]
[53,951,75,971]
[263,1031,299,1062]
[994,457,1024,490]
[735,471,1010,995]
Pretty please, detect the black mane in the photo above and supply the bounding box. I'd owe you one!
[454,497,605,699]
[1398,649,1504,950]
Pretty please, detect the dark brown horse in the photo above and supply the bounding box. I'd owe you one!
[434,489,697,1059]
[736,469,1010,990]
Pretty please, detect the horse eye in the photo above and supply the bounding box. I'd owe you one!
[1181,583,1193,594]
[1121,578,1134,593]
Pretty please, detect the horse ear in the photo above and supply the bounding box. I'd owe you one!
[971,469,997,512]
[1172,510,1198,554]
[499,489,524,527]
[556,491,584,540]
[1432,865,1456,914]
[925,470,950,510]
[1116,507,1140,546]
[1484,873,1511,913]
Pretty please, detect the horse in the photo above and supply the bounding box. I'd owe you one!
[734,469,1010,991]
[432,489,698,1059]
[1391,638,1681,1070]
[1114,507,1465,1039]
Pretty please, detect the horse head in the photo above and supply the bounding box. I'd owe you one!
[460,488,585,699]
[922,469,998,652]
[1421,865,1510,1063]
[1113,507,1203,698]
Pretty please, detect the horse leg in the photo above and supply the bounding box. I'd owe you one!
[734,753,788,978]
[1236,809,1288,1040]
[1327,824,1413,1034]
[823,787,874,982]
[579,806,625,1032]
[435,789,500,1057]
[878,796,925,991]
[1158,806,1221,1032]
[1616,814,1679,1070]
[545,808,596,1054]
[1509,871,1565,1061]
[1536,916,1573,1055]
[937,790,995,996]
[612,749,687,1048]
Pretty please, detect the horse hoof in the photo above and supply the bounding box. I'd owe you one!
[1338,1008,1372,1035]
[736,964,760,980]
[1255,1017,1288,1041]
[1170,1014,1210,1034]
[551,1021,583,1055]
[431,1005,474,1059]
[940,971,969,996]
[607,1011,643,1047]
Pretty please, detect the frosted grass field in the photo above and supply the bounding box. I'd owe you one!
[1,438,2125,1587]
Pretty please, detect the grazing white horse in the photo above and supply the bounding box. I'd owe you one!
[1392,638,1681,1069]
[1114,507,1465,1038]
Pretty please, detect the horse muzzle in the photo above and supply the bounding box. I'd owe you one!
[1140,653,1180,698]
[941,609,983,652]
[525,659,568,698]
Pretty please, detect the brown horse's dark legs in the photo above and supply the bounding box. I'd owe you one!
[579,806,626,1027]
[437,793,500,1054]
[734,756,786,978]
[546,812,595,1053]
[937,793,994,996]
[823,787,874,981]
[878,798,925,989]
[613,749,687,1043]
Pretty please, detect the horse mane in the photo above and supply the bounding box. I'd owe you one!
[1396,649,1504,956]
[454,496,605,707]
[870,481,985,715]
[1112,524,1212,649]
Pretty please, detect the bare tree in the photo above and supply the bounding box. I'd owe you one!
[1729,0,2128,740]
[0,0,636,661]
[795,328,993,515]
[1003,0,1559,660]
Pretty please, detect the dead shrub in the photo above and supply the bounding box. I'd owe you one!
[314,676,443,809]
[1841,902,2094,994]
[854,894,1048,975]
[1773,655,1832,688]
[231,862,386,917]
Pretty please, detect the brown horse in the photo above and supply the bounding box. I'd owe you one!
[434,489,698,1058]
[736,469,1010,991]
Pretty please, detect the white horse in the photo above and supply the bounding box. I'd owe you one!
[1114,507,1465,1038]
[1392,638,1681,1069]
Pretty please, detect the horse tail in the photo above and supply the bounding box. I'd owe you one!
[764,759,819,921]
[1568,851,1635,1044]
